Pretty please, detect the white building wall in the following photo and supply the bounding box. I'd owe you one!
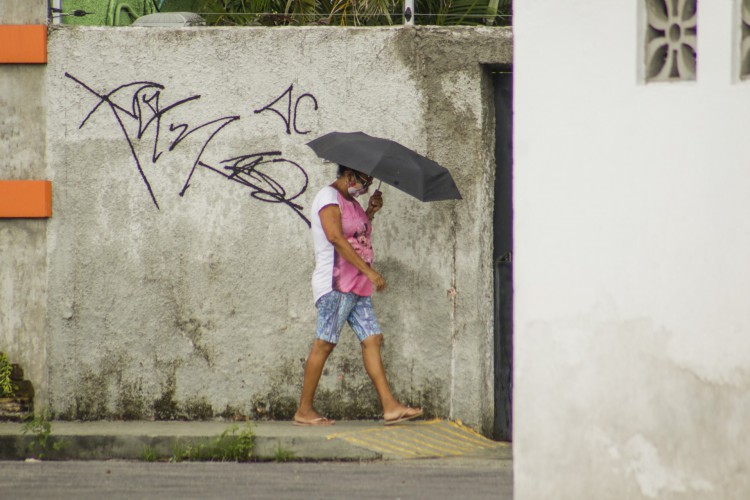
[514,1,750,498]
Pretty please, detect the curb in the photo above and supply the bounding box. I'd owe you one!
[0,419,508,463]
[0,421,383,462]
[0,433,380,462]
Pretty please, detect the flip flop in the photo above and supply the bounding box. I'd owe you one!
[293,417,335,426]
[383,408,423,426]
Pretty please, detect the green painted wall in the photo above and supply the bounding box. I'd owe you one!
[61,0,159,25]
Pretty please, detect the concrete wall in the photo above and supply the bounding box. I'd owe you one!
[17,25,512,432]
[0,0,48,24]
[515,1,750,498]
[0,0,50,408]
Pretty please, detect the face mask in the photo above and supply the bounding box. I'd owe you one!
[348,186,367,198]
[347,175,369,198]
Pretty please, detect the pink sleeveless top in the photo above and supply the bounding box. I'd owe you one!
[310,187,373,302]
[332,191,373,296]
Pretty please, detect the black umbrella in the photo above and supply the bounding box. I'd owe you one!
[306,131,462,201]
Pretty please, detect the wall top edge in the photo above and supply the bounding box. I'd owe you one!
[47,24,512,65]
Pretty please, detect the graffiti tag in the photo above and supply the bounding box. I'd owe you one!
[254,84,319,135]
[200,151,310,226]
[65,73,312,226]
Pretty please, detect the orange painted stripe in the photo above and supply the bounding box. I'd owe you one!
[0,181,52,218]
[0,25,47,64]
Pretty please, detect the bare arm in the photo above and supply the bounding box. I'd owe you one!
[365,190,383,220]
[319,204,386,292]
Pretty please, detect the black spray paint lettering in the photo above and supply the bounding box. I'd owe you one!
[65,72,239,209]
[199,151,310,227]
[254,84,319,135]
[65,73,311,225]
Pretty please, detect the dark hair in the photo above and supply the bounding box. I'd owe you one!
[337,164,364,178]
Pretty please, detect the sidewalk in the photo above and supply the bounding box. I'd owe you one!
[0,418,511,462]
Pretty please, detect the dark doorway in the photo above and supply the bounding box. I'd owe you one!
[493,70,513,442]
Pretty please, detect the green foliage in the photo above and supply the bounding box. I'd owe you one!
[160,0,512,26]
[273,443,296,462]
[141,445,158,462]
[21,412,65,460]
[0,353,16,397]
[170,423,255,462]
[416,0,512,26]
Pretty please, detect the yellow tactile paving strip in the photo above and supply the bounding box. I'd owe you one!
[326,419,509,459]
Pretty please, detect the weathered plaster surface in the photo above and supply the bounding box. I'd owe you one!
[516,314,750,499]
[393,28,511,431]
[0,2,49,408]
[38,26,510,431]
[0,0,48,24]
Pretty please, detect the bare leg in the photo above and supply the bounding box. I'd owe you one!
[361,334,422,422]
[294,339,336,424]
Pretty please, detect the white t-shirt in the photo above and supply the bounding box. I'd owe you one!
[311,186,340,303]
[310,186,374,303]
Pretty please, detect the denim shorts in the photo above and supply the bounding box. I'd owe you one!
[315,291,381,344]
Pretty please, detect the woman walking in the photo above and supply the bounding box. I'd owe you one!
[293,165,423,426]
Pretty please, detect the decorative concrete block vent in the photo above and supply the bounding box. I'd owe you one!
[645,0,697,82]
[742,0,750,79]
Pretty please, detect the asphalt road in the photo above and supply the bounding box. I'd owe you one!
[0,458,511,500]
[0,459,513,500]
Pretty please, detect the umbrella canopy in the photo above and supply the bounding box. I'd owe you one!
[306,131,462,201]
